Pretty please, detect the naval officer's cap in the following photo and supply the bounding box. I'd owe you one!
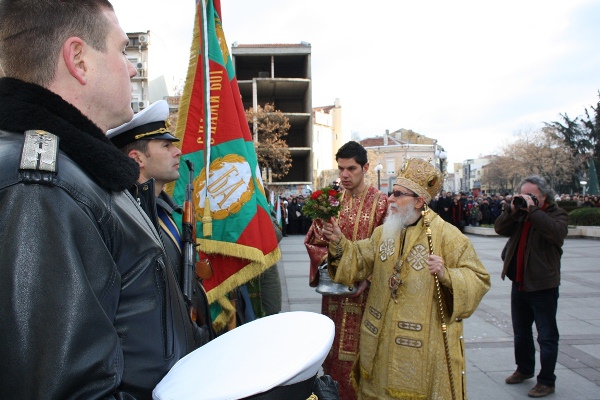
[153,311,336,400]
[107,100,178,148]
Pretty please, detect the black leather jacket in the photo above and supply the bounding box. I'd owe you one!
[0,78,196,399]
[130,180,216,342]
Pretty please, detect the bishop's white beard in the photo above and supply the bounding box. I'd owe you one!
[381,201,421,242]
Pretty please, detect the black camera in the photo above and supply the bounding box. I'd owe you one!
[512,193,538,209]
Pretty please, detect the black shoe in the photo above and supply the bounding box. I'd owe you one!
[505,371,534,384]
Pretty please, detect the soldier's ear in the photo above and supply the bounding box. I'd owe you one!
[62,37,87,85]
[128,149,143,166]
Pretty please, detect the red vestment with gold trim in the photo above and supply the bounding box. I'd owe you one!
[305,185,388,400]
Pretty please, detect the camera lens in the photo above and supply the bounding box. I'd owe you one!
[513,196,526,209]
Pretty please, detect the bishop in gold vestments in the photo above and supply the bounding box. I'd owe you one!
[323,158,490,400]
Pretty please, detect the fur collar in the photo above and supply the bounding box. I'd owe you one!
[0,77,139,192]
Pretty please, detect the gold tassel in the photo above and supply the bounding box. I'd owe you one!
[211,295,236,333]
[202,197,212,237]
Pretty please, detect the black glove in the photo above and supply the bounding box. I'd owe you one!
[312,375,340,400]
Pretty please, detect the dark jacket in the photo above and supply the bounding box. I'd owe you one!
[131,180,215,342]
[0,78,196,399]
[494,199,568,291]
[438,195,453,222]
[287,199,302,221]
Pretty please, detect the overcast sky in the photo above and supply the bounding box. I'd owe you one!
[112,0,600,172]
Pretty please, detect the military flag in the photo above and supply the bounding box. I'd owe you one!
[171,0,281,330]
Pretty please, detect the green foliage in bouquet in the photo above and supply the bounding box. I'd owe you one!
[302,186,342,220]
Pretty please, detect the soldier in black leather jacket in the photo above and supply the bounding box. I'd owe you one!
[108,100,215,343]
[0,1,200,398]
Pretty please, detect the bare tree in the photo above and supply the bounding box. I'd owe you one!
[482,155,520,193]
[483,128,578,193]
[245,103,292,180]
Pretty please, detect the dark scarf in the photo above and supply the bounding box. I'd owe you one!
[0,77,138,191]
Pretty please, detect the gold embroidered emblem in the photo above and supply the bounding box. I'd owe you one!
[364,320,378,335]
[407,244,428,271]
[395,336,422,348]
[379,238,395,261]
[369,306,382,320]
[398,321,422,331]
[195,154,254,220]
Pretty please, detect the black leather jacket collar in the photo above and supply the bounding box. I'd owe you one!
[0,77,138,191]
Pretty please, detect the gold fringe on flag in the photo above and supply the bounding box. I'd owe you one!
[200,242,281,305]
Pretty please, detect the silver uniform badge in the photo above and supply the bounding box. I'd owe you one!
[20,130,59,172]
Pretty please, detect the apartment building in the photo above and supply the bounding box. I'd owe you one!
[231,42,313,192]
[125,31,178,114]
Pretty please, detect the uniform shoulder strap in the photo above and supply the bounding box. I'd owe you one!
[19,130,59,172]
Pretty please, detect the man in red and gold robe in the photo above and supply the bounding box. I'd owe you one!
[305,141,388,400]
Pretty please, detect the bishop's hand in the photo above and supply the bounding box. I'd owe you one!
[427,254,445,278]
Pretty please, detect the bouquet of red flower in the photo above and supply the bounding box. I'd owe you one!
[302,185,342,221]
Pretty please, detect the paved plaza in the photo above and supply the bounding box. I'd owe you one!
[275,233,600,399]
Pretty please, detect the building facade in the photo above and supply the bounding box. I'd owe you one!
[231,43,313,193]
[125,32,150,113]
[312,99,348,181]
[125,31,181,114]
[359,129,448,195]
[457,156,493,195]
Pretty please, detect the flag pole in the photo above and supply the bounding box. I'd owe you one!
[200,0,213,238]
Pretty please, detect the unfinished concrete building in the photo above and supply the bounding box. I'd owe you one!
[232,42,312,192]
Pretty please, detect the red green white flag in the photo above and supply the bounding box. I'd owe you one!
[171,0,280,330]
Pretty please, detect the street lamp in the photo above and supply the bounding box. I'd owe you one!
[374,163,383,191]
[580,179,588,197]
[434,149,447,174]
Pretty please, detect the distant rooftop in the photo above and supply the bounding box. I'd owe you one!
[232,43,311,48]
[360,136,406,147]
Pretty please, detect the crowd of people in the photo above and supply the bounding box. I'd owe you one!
[427,191,599,232]
[278,194,314,236]
[429,191,508,230]
[557,193,600,207]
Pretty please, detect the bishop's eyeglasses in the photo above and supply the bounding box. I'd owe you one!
[391,190,418,198]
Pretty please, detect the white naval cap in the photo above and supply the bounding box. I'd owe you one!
[153,311,335,400]
[106,100,178,148]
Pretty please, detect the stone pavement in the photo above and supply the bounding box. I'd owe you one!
[275,233,600,399]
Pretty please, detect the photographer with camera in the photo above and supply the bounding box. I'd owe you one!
[494,175,568,398]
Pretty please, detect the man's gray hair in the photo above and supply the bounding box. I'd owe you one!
[520,175,556,200]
